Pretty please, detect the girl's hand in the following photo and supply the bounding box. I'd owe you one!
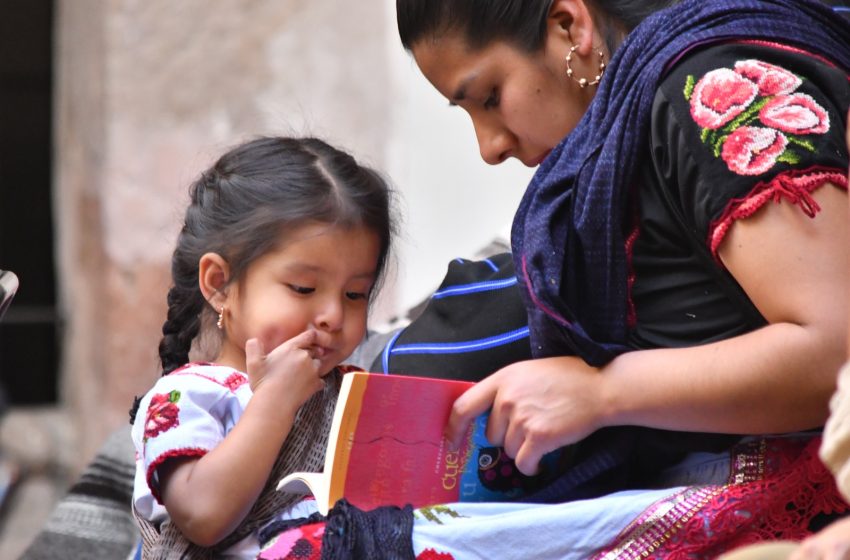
[446,356,607,476]
[244,330,329,407]
[790,516,850,560]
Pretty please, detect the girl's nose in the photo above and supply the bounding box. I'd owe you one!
[474,119,513,165]
[315,298,343,332]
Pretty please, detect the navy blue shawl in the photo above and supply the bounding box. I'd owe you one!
[511,0,850,365]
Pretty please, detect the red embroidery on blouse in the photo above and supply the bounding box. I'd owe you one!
[708,167,848,262]
[145,447,207,503]
[143,390,181,441]
[416,549,456,560]
[172,368,248,392]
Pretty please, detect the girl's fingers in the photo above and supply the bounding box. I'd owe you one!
[244,338,266,390]
[283,329,318,350]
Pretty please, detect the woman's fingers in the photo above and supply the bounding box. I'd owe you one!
[445,374,500,449]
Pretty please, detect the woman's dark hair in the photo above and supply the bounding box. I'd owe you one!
[397,0,679,53]
[158,136,396,377]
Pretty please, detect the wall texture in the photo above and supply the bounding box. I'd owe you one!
[55,0,530,465]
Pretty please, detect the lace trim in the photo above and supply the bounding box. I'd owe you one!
[708,167,848,263]
[593,437,849,559]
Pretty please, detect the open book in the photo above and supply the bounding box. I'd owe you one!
[277,371,566,514]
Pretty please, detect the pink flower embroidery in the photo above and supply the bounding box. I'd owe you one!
[144,390,181,440]
[223,372,247,391]
[721,126,788,176]
[759,93,830,135]
[734,59,802,96]
[690,68,759,130]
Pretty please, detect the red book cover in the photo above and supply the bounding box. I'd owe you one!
[278,372,559,514]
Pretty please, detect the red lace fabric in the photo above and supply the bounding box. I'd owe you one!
[594,436,849,559]
[708,167,848,263]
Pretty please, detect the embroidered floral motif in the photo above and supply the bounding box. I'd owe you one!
[721,126,789,176]
[685,59,831,176]
[690,68,759,130]
[258,522,324,559]
[416,549,455,560]
[223,372,247,391]
[759,93,830,135]
[415,504,466,525]
[143,390,181,441]
[733,59,801,96]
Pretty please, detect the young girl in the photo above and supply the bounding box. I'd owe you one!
[130,136,395,558]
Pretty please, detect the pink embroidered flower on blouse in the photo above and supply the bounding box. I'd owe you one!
[721,126,789,176]
[690,68,759,130]
[734,59,802,96]
[223,372,247,392]
[143,390,181,440]
[759,93,830,135]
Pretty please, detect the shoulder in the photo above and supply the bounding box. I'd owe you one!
[655,40,849,159]
[165,362,250,392]
[645,40,849,243]
[130,363,250,443]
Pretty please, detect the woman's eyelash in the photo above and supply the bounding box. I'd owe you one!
[287,284,314,295]
[484,88,500,109]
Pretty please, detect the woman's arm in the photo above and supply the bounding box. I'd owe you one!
[448,185,848,475]
[158,333,326,547]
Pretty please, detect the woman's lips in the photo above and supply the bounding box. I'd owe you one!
[527,150,552,167]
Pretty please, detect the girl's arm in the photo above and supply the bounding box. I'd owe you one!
[158,332,326,547]
[448,184,849,476]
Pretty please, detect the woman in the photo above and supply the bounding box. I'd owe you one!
[261,1,850,557]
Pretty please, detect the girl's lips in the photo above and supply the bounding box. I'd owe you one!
[310,345,330,359]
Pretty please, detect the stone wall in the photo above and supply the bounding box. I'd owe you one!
[55,0,396,465]
[54,0,531,467]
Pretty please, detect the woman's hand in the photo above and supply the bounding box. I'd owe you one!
[446,356,607,476]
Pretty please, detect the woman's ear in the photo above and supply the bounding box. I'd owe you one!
[199,252,231,311]
[546,0,599,57]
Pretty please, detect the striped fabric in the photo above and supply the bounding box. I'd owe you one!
[372,252,533,382]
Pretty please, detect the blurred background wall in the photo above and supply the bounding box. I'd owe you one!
[1,0,532,468]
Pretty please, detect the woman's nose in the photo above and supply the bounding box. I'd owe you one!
[315,298,343,332]
[474,119,513,165]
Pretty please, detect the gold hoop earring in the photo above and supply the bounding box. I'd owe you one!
[565,45,606,88]
[217,306,225,330]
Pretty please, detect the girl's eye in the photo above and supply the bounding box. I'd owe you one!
[484,88,500,110]
[287,284,315,295]
[345,292,368,301]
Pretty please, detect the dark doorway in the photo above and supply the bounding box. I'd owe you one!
[0,1,59,405]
